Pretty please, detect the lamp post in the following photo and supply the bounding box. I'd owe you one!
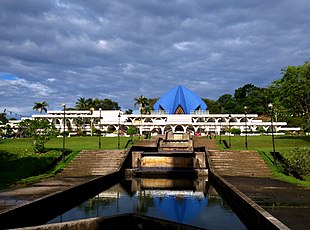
[118,111,121,149]
[228,114,232,148]
[90,108,94,136]
[62,103,66,162]
[219,117,222,144]
[268,103,276,165]
[244,106,248,149]
[98,108,102,149]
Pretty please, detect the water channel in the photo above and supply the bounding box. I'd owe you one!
[48,178,247,229]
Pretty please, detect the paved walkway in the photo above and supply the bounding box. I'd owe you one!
[0,177,93,213]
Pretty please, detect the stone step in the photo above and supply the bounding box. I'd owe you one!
[68,161,124,165]
[208,150,272,177]
[58,150,127,177]
[74,156,125,159]
[212,165,270,169]
[213,169,271,173]
[60,168,119,172]
[210,158,265,162]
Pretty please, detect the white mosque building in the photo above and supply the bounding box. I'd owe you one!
[29,85,291,137]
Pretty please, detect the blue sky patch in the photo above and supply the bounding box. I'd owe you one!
[0,72,19,81]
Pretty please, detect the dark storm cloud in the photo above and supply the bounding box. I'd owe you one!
[0,0,310,116]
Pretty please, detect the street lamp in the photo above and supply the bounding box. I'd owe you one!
[118,111,121,149]
[98,108,102,149]
[62,103,66,162]
[268,103,276,165]
[219,117,222,144]
[90,108,94,136]
[228,114,232,148]
[244,106,248,149]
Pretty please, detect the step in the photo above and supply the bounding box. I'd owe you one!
[58,150,127,177]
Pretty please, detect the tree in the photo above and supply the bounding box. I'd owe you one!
[144,106,152,115]
[124,109,133,114]
[75,97,120,110]
[213,84,270,115]
[0,112,8,125]
[127,125,137,141]
[147,98,159,109]
[19,119,58,153]
[2,124,13,138]
[134,95,149,114]
[245,87,270,115]
[234,84,269,115]
[33,101,49,113]
[98,98,120,110]
[234,84,257,103]
[202,98,221,114]
[270,59,310,130]
[234,84,257,113]
[217,94,236,113]
[75,97,89,110]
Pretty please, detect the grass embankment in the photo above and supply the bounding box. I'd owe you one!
[0,136,134,189]
[218,135,310,188]
[1,135,309,189]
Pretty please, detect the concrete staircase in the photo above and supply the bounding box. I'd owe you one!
[193,136,218,150]
[58,150,128,177]
[208,150,272,178]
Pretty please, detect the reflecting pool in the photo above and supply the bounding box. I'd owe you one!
[48,178,247,229]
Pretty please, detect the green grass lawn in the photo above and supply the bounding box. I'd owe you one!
[45,135,133,151]
[1,135,309,189]
[0,136,135,189]
[218,134,310,151]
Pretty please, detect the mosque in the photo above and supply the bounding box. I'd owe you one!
[30,85,290,136]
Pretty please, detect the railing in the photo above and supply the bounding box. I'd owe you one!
[190,110,210,115]
[150,110,169,115]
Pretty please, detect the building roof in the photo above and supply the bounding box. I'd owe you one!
[153,85,207,114]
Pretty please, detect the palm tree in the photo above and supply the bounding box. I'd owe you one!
[33,101,49,113]
[144,106,152,115]
[75,97,88,110]
[134,95,149,114]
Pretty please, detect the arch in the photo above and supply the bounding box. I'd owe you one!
[186,125,195,134]
[206,117,216,122]
[175,125,184,132]
[164,125,173,133]
[144,118,153,123]
[107,125,116,132]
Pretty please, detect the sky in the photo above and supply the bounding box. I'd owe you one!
[1,0,310,118]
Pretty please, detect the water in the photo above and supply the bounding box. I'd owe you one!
[48,178,247,229]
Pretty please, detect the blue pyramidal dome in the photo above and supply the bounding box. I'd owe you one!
[153,85,207,114]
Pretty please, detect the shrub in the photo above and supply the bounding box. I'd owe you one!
[19,119,59,153]
[282,147,310,176]
[231,128,241,135]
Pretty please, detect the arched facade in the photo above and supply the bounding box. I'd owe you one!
[19,85,293,136]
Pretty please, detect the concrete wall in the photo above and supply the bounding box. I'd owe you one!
[0,172,121,229]
[16,213,205,230]
[131,151,207,169]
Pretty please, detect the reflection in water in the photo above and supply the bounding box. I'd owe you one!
[49,178,246,230]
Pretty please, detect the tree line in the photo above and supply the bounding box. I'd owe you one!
[1,58,309,132]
